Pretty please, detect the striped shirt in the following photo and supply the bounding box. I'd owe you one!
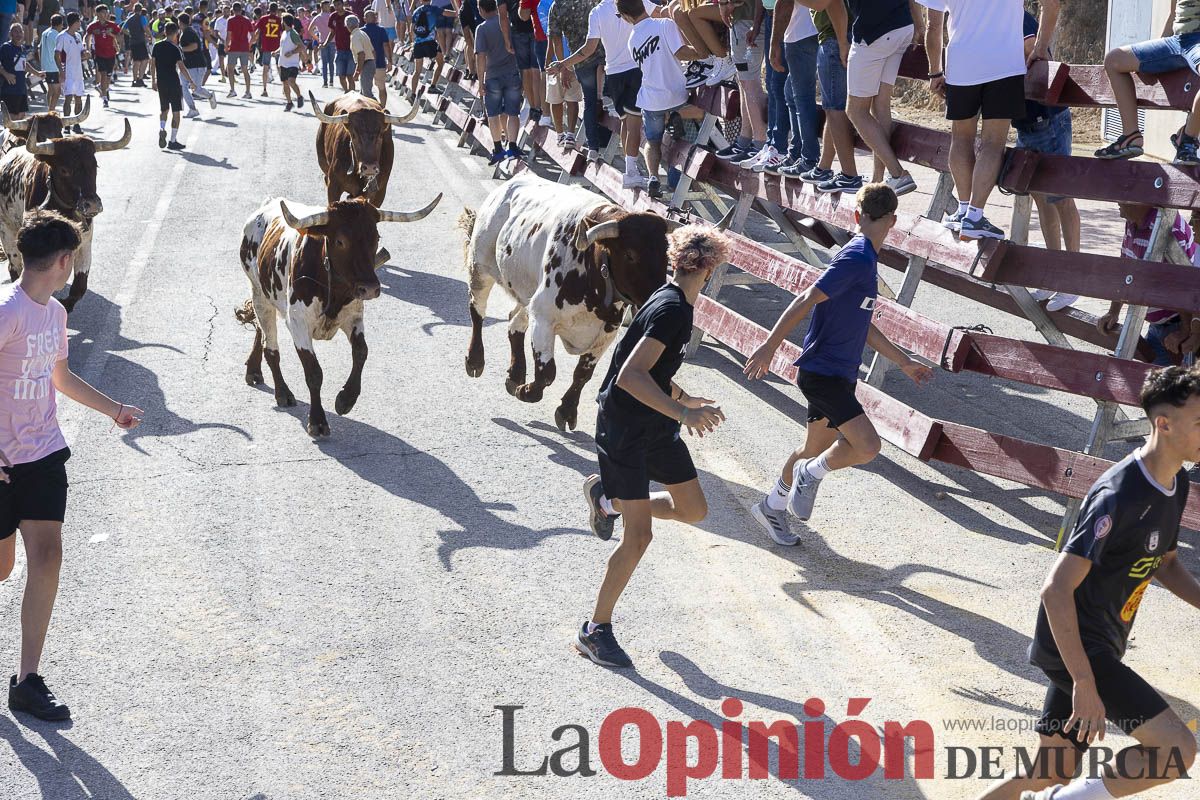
[1176,0,1200,35]
[1121,209,1200,322]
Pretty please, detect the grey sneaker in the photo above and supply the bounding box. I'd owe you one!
[885,172,917,197]
[787,460,822,521]
[751,499,800,546]
[799,166,834,185]
[583,474,617,540]
[959,214,1006,241]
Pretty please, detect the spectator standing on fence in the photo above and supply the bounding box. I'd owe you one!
[547,0,606,154]
[978,368,1200,800]
[456,0,479,80]
[1097,0,1200,165]
[671,0,736,86]
[1097,204,1200,368]
[842,0,919,196]
[743,183,933,544]
[575,224,730,669]
[921,0,1059,241]
[766,0,818,175]
[730,0,775,173]
[517,0,546,123]
[428,0,454,94]
[758,0,791,174]
[475,0,525,165]
[1013,7,1079,312]
[794,1,861,192]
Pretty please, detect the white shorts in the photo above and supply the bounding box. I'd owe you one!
[62,75,84,96]
[846,23,913,98]
[545,71,583,104]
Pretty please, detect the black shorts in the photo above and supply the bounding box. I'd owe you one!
[459,7,479,32]
[945,73,1026,121]
[1036,651,1169,752]
[595,410,698,501]
[1,93,28,114]
[131,41,149,61]
[280,65,299,80]
[95,56,116,74]
[603,67,641,117]
[159,84,182,112]
[797,369,865,428]
[412,40,440,61]
[0,447,70,539]
[44,71,59,85]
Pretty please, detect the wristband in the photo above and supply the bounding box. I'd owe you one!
[927,71,943,79]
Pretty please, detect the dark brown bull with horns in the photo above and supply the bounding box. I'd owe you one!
[309,91,418,207]
[0,98,91,154]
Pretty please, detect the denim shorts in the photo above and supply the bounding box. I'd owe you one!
[817,36,847,111]
[1147,317,1183,367]
[642,103,685,143]
[1131,32,1200,75]
[1015,110,1072,202]
[485,72,523,117]
[512,30,537,70]
[335,49,354,76]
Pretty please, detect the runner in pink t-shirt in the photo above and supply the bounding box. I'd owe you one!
[0,211,143,723]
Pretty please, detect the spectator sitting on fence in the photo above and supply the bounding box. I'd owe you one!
[921,0,1059,242]
[621,0,705,197]
[1097,203,1200,367]
[1015,5,1079,313]
[671,0,737,87]
[476,0,527,165]
[743,183,934,544]
[1097,0,1200,165]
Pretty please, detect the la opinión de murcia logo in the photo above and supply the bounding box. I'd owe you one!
[495,698,936,797]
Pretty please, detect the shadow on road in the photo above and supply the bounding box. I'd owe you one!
[377,264,496,337]
[176,152,236,169]
[0,716,137,799]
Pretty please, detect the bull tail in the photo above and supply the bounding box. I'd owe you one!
[234,299,257,327]
[457,207,476,269]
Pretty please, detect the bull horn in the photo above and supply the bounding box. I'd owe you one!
[378,193,442,223]
[309,92,349,124]
[374,247,391,268]
[61,96,91,127]
[279,200,330,231]
[384,102,419,126]
[93,118,132,152]
[583,220,622,248]
[24,120,54,156]
[1,105,29,132]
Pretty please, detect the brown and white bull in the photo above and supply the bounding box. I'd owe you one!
[0,97,90,154]
[309,91,418,207]
[462,173,683,431]
[236,193,441,438]
[0,117,131,312]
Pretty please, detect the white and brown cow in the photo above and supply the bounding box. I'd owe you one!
[462,173,680,431]
[237,193,441,437]
[0,117,131,312]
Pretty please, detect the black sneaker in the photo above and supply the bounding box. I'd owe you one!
[583,474,617,540]
[9,674,71,721]
[574,622,633,668]
[713,144,745,160]
[728,147,758,166]
[1175,134,1200,166]
[646,175,661,198]
[167,141,186,150]
[158,129,167,148]
[817,173,865,193]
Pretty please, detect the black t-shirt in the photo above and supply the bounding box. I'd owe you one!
[596,283,693,424]
[846,0,911,45]
[152,38,184,89]
[0,42,26,97]
[1029,454,1189,671]
[505,0,534,35]
[179,25,205,68]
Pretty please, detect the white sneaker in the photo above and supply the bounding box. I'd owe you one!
[741,144,771,170]
[752,146,786,173]
[704,56,737,86]
[622,172,645,189]
[1045,293,1079,312]
[185,108,200,118]
[207,92,217,110]
[684,58,713,89]
[1028,289,1054,301]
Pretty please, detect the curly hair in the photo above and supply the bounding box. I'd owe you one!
[667,224,730,275]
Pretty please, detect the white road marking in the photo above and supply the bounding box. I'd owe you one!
[89,532,110,544]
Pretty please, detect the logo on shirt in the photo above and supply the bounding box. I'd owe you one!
[1128,555,1162,579]
[1093,514,1112,540]
[1146,530,1160,553]
[859,298,876,312]
[15,328,60,401]
[1120,578,1152,623]
[631,35,660,67]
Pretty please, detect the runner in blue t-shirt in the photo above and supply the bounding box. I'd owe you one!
[743,183,933,544]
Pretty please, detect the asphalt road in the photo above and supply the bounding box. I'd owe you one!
[1,67,1199,800]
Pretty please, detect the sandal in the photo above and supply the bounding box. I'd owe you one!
[1094,130,1144,160]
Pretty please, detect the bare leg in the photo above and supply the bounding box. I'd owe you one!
[18,520,63,681]
[1103,46,1145,138]
[968,117,1011,211]
[949,116,978,205]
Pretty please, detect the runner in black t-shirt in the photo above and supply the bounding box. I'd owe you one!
[574,224,729,670]
[150,22,201,150]
[983,367,1200,800]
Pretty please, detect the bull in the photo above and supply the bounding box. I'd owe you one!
[462,173,687,431]
[0,97,90,154]
[309,91,418,207]
[0,116,132,312]
[236,192,442,438]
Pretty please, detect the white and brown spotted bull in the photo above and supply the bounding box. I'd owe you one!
[0,116,131,312]
[236,192,441,438]
[462,173,685,431]
[0,98,90,154]
[309,91,418,207]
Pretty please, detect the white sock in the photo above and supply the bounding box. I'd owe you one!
[804,453,831,481]
[586,620,602,634]
[159,120,166,130]
[957,200,969,215]
[765,477,789,511]
[966,205,984,223]
[1053,777,1114,800]
[170,127,178,143]
[624,155,638,174]
[599,495,617,516]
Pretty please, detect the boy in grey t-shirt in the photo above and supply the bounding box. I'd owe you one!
[474,0,524,165]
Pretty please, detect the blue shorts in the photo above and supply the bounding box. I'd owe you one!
[335,49,354,76]
[642,103,686,143]
[485,72,522,117]
[435,12,455,29]
[512,29,537,71]
[1015,109,1073,202]
[1147,317,1183,367]
[383,26,397,41]
[1130,32,1200,75]
[817,36,847,112]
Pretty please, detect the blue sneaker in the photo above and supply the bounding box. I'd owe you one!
[505,145,528,162]
[817,173,865,194]
[487,147,506,166]
[800,166,834,185]
[574,622,634,668]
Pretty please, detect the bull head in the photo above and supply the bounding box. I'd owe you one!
[26,118,131,219]
[573,206,673,308]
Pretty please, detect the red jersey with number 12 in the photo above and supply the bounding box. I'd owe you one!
[256,14,282,52]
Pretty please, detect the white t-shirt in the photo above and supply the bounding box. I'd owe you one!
[628,16,687,112]
[783,5,817,43]
[279,29,302,67]
[373,0,396,28]
[587,0,657,75]
[54,30,84,82]
[917,0,1025,85]
[214,16,229,40]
